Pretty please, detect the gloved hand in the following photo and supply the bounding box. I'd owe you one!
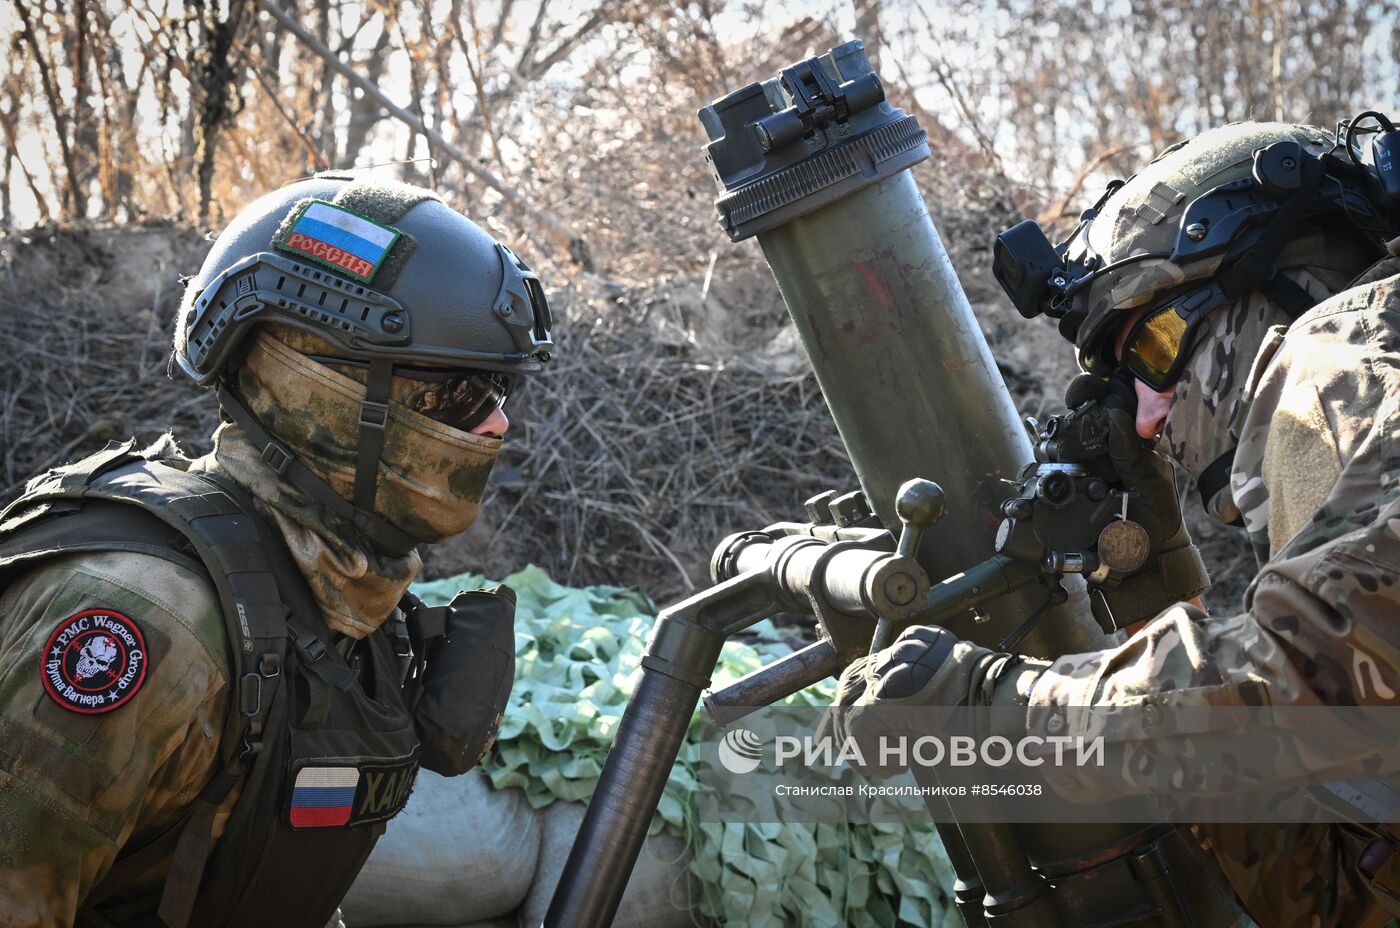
[1105,405,1187,552]
[822,625,1042,777]
[1101,405,1210,624]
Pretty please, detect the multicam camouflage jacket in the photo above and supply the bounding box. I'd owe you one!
[0,438,420,926]
[1026,254,1400,927]
[0,548,230,926]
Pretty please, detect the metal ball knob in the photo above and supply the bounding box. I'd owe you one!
[895,479,945,529]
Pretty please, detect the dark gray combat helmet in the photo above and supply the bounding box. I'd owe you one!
[171,175,553,556]
[174,175,552,383]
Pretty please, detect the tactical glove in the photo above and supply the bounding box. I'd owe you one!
[1101,406,1210,625]
[824,625,1045,777]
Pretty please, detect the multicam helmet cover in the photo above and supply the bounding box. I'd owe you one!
[993,118,1400,525]
[1065,123,1336,372]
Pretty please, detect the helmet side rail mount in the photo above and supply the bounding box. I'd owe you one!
[993,111,1400,327]
[494,243,553,353]
[175,246,552,388]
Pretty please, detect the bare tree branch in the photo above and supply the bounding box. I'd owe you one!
[0,98,52,225]
[250,53,331,171]
[1036,144,1134,227]
[10,0,86,215]
[257,0,592,267]
[456,0,505,167]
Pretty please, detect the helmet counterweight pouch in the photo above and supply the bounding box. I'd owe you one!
[405,586,517,776]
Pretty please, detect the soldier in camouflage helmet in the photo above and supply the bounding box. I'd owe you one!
[0,175,552,926]
[833,119,1400,926]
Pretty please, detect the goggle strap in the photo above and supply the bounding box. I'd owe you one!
[1257,273,1316,319]
[1127,263,1314,391]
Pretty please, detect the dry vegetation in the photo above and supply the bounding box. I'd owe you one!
[2,0,1396,608]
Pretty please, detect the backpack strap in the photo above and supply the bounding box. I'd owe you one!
[92,466,288,928]
[0,498,207,587]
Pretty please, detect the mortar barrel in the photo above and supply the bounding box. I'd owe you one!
[697,40,1099,666]
[698,39,1239,927]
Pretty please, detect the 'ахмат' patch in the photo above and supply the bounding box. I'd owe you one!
[41,609,148,714]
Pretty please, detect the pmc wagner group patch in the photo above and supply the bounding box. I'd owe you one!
[42,609,148,714]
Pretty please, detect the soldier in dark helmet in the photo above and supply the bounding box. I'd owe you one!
[0,174,553,927]
[832,118,1400,926]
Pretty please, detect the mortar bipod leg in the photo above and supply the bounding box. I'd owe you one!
[542,571,785,928]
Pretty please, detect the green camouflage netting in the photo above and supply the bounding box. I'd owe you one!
[412,566,957,928]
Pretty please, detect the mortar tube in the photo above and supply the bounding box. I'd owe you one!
[751,172,1083,648]
[746,169,1183,882]
[700,41,1236,926]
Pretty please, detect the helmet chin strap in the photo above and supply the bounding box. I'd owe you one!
[353,358,394,515]
[1196,447,1244,526]
[216,383,420,557]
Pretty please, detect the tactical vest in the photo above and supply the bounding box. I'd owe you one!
[0,441,421,928]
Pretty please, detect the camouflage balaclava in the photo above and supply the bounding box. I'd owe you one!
[1159,231,1373,525]
[214,326,502,637]
[1160,290,1289,524]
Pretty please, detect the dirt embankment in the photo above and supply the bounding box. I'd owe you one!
[0,222,1253,611]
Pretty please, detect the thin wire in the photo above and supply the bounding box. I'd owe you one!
[287,158,441,183]
[1064,250,1173,295]
[1343,111,1394,171]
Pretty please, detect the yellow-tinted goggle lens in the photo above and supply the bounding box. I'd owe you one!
[1124,307,1190,386]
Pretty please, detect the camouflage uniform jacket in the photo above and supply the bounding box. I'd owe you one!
[0,544,230,927]
[1026,256,1400,927]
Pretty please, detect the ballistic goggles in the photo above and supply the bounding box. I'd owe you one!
[311,356,511,432]
[1114,283,1232,392]
[412,370,511,431]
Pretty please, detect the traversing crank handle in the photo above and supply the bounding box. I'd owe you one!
[702,553,1042,726]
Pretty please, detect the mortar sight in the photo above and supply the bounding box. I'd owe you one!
[697,40,929,241]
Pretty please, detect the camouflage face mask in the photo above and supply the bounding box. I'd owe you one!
[1161,290,1297,524]
[213,330,504,637]
[234,330,503,543]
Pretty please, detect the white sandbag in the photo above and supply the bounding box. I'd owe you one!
[519,801,700,928]
[341,770,540,927]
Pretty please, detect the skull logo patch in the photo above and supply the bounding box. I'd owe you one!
[41,609,148,714]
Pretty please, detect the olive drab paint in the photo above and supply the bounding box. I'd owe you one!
[694,39,1240,928]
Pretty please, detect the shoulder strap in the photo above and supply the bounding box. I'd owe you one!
[8,442,290,762]
[9,444,293,928]
[0,498,207,587]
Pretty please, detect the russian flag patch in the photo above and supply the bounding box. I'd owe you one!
[289,765,360,828]
[274,200,401,283]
